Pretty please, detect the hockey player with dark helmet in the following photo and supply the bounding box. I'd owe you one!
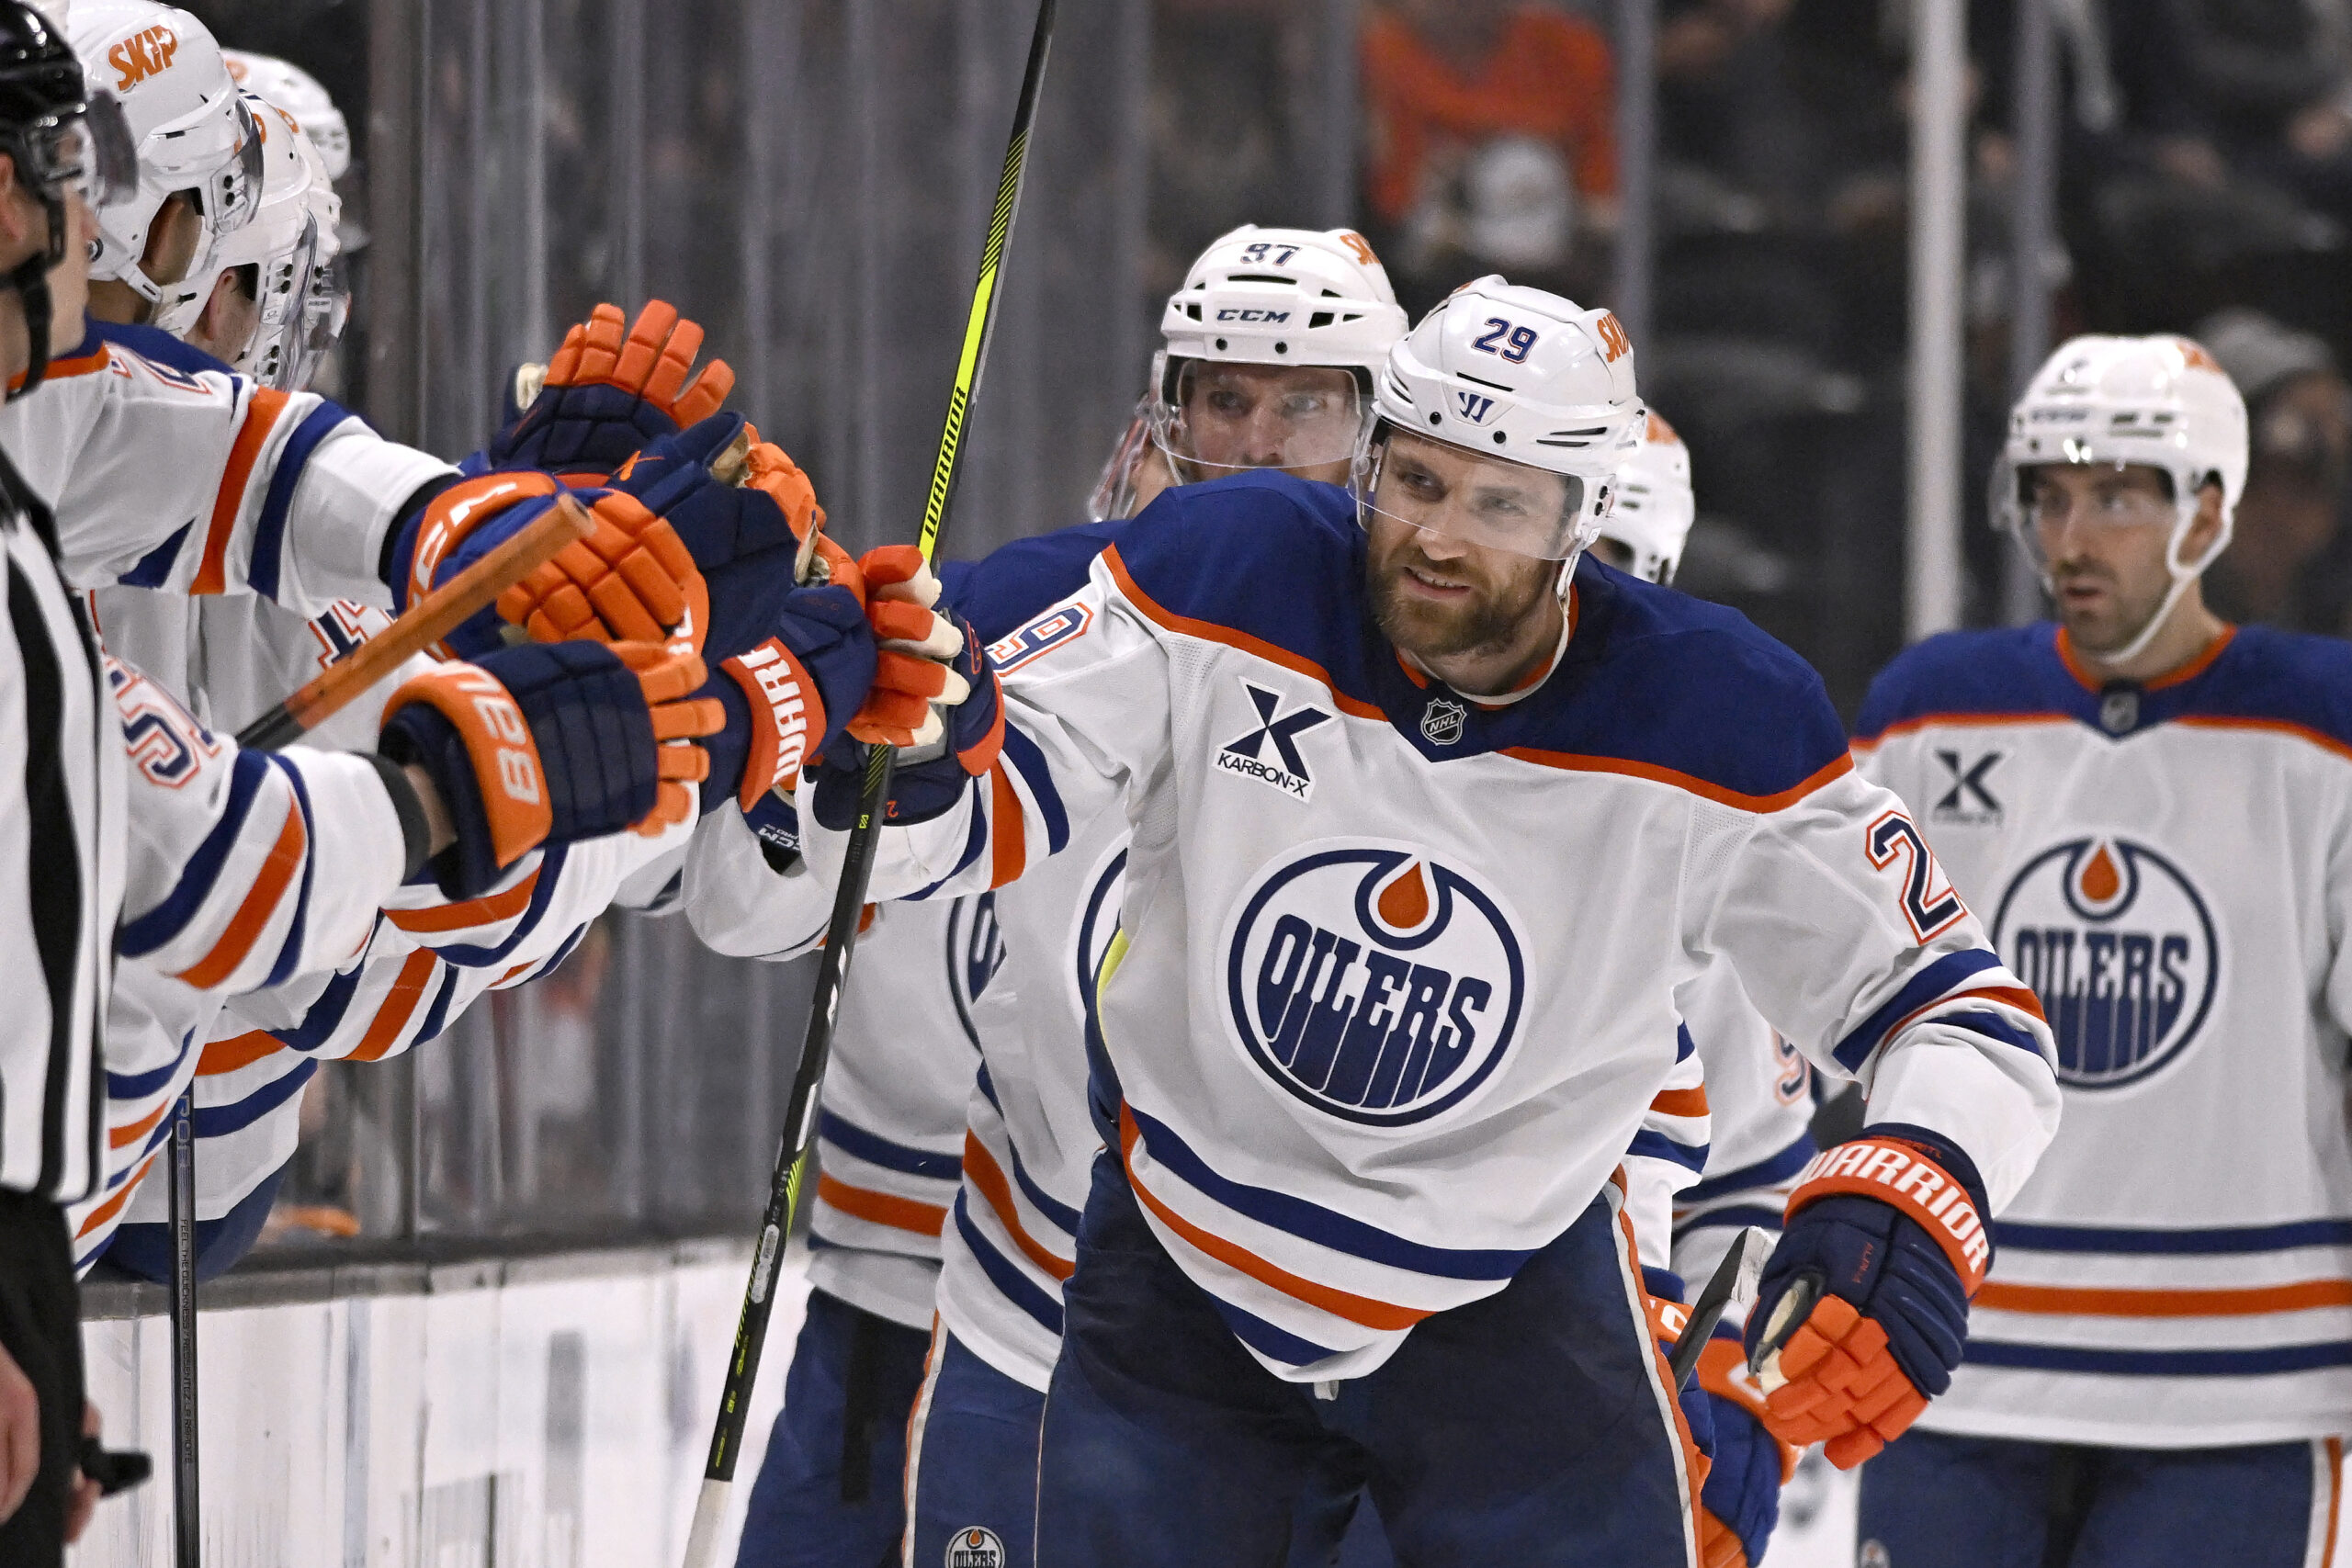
[0,0,130,397]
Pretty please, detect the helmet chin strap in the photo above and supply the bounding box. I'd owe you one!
[2066,494,2227,670]
[2,190,63,401]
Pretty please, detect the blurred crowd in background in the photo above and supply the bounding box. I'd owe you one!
[137,0,2352,1277]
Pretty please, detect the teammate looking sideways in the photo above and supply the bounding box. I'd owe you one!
[1850,335,2352,1567]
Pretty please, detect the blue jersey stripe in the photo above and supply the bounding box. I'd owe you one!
[1681,1132,1816,1203]
[431,844,570,966]
[1627,1128,1711,1174]
[909,782,991,902]
[1966,1337,2352,1377]
[1205,1289,1346,1370]
[190,1057,316,1139]
[1006,1138,1082,1238]
[954,1191,1063,1337]
[412,964,463,1047]
[107,1028,194,1100]
[119,750,272,957]
[820,1110,961,1181]
[119,523,190,588]
[1675,1024,1695,1062]
[246,401,349,602]
[1675,1204,1786,1236]
[999,725,1069,854]
[267,957,368,1052]
[1126,1102,1532,1280]
[1832,950,2005,1071]
[1939,1009,2046,1057]
[261,758,319,988]
[1993,1219,2352,1255]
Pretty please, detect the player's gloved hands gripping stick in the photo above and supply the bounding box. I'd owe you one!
[379,641,722,897]
[481,299,735,479]
[1744,1130,1990,1470]
[1648,1268,1792,1568]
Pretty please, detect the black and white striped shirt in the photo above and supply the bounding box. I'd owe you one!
[0,446,113,1202]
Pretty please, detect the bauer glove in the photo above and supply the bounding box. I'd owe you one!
[809,546,1005,831]
[476,299,734,480]
[379,640,721,898]
[1744,1128,1989,1470]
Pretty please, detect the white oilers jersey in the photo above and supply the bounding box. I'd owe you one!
[0,323,450,614]
[1857,622,2352,1447]
[1670,961,1816,1296]
[808,474,2061,1382]
[684,807,991,1331]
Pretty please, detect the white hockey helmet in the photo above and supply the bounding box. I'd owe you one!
[67,0,260,322]
[1598,409,1695,584]
[189,95,338,389]
[1130,224,1410,495]
[221,49,345,181]
[1357,275,1642,563]
[1996,333,2248,662]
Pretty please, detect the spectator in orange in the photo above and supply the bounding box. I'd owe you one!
[1362,0,1619,307]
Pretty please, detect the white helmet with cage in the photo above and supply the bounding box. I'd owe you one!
[1356,275,1642,570]
[1091,224,1409,518]
[192,94,339,389]
[221,48,346,181]
[1599,409,1695,584]
[67,0,261,326]
[1996,333,2247,662]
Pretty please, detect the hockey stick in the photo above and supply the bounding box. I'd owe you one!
[678,5,1057,1562]
[233,491,597,750]
[149,491,602,1565]
[1668,1225,1770,1389]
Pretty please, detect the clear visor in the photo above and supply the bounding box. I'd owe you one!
[1149,358,1367,482]
[1993,457,2182,579]
[201,96,266,234]
[31,94,137,209]
[1088,399,1155,521]
[1354,427,1589,561]
[287,254,347,391]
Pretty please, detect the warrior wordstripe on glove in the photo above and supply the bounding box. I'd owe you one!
[379,640,720,897]
[482,299,735,479]
[1745,1131,1989,1470]
[708,583,878,810]
[391,471,702,658]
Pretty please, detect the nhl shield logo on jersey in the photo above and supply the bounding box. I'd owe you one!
[945,1527,1005,1567]
[1419,695,1466,746]
[1222,843,1526,1126]
[1216,679,1334,801]
[1989,837,2219,1089]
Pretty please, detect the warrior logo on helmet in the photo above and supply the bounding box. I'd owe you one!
[1989,837,2219,1090]
[1223,842,1526,1127]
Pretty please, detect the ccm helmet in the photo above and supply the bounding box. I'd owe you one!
[0,0,133,395]
[1598,410,1695,584]
[1996,334,2247,662]
[1357,276,1642,571]
[1091,224,1408,518]
[68,0,261,327]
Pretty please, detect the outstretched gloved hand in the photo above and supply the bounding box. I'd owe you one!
[481,299,734,480]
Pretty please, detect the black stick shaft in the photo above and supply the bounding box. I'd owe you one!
[167,1089,199,1567]
[682,4,1057,1560]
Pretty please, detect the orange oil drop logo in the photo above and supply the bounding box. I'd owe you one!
[2078,842,2121,903]
[1376,860,1430,930]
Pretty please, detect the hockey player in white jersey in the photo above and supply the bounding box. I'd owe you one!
[1849,335,2352,1566]
[797,276,2059,1565]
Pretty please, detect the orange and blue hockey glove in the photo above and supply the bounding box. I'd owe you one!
[1744,1129,1989,1470]
[379,640,720,897]
[478,299,735,481]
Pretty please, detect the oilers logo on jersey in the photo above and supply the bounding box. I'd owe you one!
[945,1527,1006,1568]
[1988,837,2218,1089]
[945,891,1006,1047]
[1221,844,1525,1126]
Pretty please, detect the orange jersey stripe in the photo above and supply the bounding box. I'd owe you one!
[2324,1438,2344,1565]
[349,948,441,1063]
[987,764,1026,890]
[1104,544,1387,723]
[817,1172,947,1237]
[175,800,307,990]
[75,1152,159,1238]
[1975,1279,2352,1318]
[110,1099,168,1151]
[2173,714,2352,767]
[1612,1199,1710,1550]
[1649,1085,1710,1120]
[6,345,111,395]
[962,1132,1074,1282]
[383,864,541,934]
[198,1030,283,1077]
[193,387,289,594]
[1119,1106,1426,1333]
[1501,744,1853,813]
